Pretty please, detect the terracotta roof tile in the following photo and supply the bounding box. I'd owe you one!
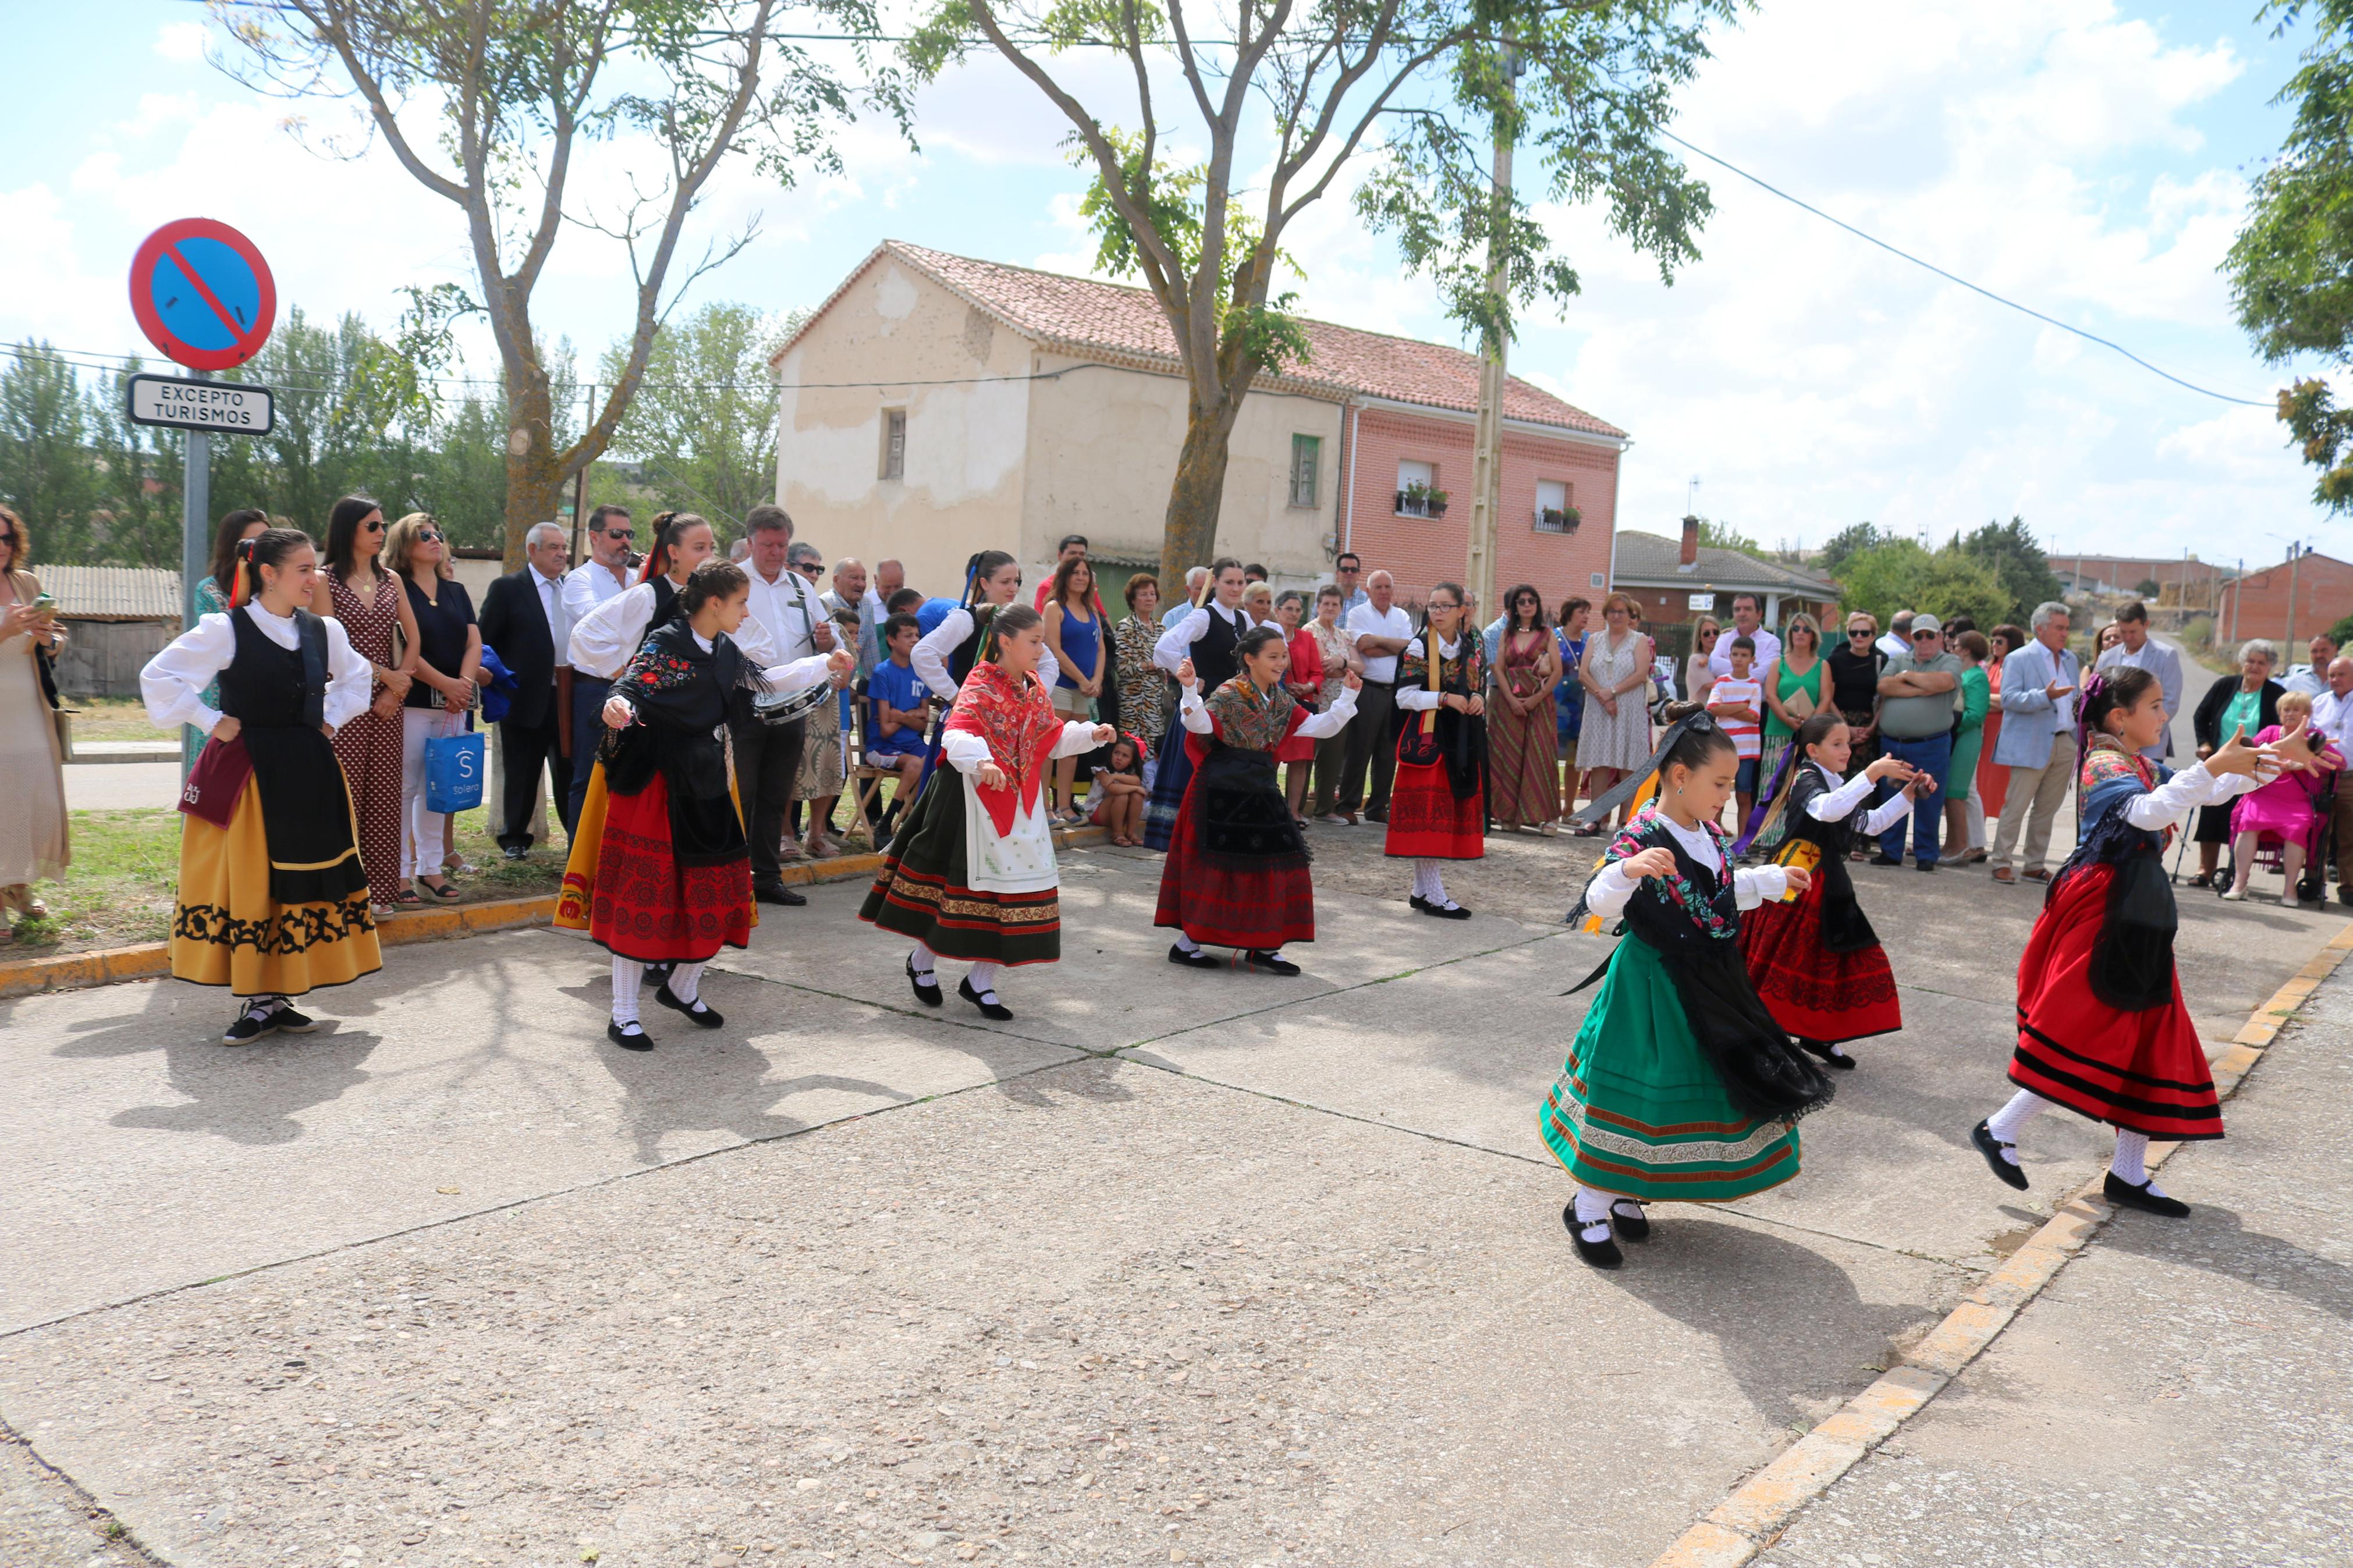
[802,241,1626,440]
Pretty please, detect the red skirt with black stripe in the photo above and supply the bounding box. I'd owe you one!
[2008,863,2221,1140]
[586,773,754,963]
[1153,788,1316,950]
[1739,877,1903,1046]
[1382,758,1485,859]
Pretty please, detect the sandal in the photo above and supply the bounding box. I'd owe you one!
[392,887,423,906]
[416,877,462,901]
[442,859,480,877]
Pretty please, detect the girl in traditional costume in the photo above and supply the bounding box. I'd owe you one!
[1144,559,1257,851]
[140,529,383,1044]
[1158,626,1360,975]
[863,605,1112,1021]
[908,551,1062,794]
[1541,716,1836,1269]
[1385,581,1488,919]
[560,560,850,1048]
[1971,667,2308,1217]
[1735,712,1930,1069]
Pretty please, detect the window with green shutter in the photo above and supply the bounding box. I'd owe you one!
[1289,433,1320,508]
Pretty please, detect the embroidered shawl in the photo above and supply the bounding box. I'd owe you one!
[1204,675,1302,753]
[946,659,1063,837]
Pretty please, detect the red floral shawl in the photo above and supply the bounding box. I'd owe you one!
[946,660,1063,836]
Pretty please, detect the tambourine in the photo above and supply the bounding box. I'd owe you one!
[750,682,833,727]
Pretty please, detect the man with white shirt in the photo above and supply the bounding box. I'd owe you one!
[1162,566,1210,624]
[2312,657,2353,906]
[1708,591,1783,680]
[734,505,836,905]
[1339,570,1414,823]
[2281,632,2340,696]
[1876,609,1914,662]
[559,504,635,824]
[478,521,574,852]
[2093,600,2184,761]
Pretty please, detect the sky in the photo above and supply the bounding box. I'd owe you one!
[0,0,2339,569]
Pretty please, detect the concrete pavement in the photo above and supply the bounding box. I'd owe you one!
[1,824,2342,1566]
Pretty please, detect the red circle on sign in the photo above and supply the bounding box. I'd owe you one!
[127,218,277,371]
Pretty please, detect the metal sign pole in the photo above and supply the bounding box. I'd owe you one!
[180,368,212,773]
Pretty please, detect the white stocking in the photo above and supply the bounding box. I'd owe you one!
[668,961,705,1005]
[1984,1088,2054,1156]
[1174,933,1204,955]
[610,958,644,1026]
[2111,1128,2166,1193]
[967,961,1002,1001]
[909,941,937,979]
[1419,860,1457,909]
[1572,1186,1614,1241]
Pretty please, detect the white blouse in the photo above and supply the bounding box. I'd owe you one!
[1152,600,1254,675]
[913,606,1062,703]
[1395,633,1469,711]
[1583,813,1788,918]
[2121,759,2262,831]
[567,579,782,680]
[141,605,372,737]
[941,720,1102,774]
[1805,763,1915,836]
[1179,682,1358,739]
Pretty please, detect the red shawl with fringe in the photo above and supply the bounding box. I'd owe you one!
[946,660,1062,837]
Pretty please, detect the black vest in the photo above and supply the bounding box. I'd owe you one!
[1191,603,1248,690]
[644,574,685,648]
[218,606,329,731]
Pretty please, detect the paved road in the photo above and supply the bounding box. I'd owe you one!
[62,762,183,812]
[0,822,2341,1567]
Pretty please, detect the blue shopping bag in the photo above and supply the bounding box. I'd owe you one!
[424,716,487,814]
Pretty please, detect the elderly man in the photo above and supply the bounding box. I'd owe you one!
[2282,631,2341,696]
[558,503,634,823]
[1709,591,1783,679]
[2093,600,2184,760]
[1339,569,1414,823]
[824,556,877,677]
[1873,611,1962,869]
[736,506,835,905]
[1163,565,1211,624]
[1990,600,2081,885]
[478,520,575,852]
[1876,609,1915,662]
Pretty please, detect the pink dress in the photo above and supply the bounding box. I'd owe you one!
[2229,724,2339,854]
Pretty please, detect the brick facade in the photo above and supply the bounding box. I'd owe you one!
[1339,405,1620,613]
[2216,552,2353,647]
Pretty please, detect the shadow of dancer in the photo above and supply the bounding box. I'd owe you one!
[112,1027,380,1146]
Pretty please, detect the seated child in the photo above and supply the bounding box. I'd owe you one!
[868,613,932,839]
[1089,734,1149,846]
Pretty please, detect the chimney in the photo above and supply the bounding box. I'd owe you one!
[1679,514,1699,567]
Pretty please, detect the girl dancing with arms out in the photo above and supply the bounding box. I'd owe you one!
[1158,628,1360,975]
[862,606,1112,1021]
[1541,716,1836,1269]
[1386,581,1488,919]
[1736,713,1932,1069]
[1971,667,2312,1215]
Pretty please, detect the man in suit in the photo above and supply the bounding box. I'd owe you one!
[479,520,575,855]
[1989,600,2082,886]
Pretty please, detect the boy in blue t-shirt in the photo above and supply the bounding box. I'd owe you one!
[868,613,932,837]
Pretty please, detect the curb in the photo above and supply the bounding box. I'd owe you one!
[0,824,1113,1002]
[1646,919,2353,1568]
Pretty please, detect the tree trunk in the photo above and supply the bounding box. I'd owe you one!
[501,364,562,570]
[1158,389,1247,590]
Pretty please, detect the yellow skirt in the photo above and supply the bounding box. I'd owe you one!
[556,760,757,937]
[172,777,382,997]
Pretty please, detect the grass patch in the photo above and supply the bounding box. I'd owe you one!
[62,696,176,743]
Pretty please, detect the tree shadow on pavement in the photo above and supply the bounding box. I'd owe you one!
[109,1027,379,1146]
[1603,1215,1938,1429]
[2096,1206,2353,1324]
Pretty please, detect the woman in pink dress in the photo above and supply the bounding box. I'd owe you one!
[2223,691,2342,903]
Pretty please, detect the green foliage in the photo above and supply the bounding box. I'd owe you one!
[1816,522,1886,579]
[1956,515,2064,622]
[1829,520,2057,631]
[1695,517,1762,556]
[2329,609,2353,646]
[0,344,99,559]
[601,301,792,529]
[2135,578,2162,599]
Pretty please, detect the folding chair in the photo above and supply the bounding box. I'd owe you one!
[836,680,895,847]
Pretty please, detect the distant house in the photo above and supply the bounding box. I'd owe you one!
[38,565,183,698]
[1608,519,1841,670]
[2213,549,2352,650]
[770,240,1628,606]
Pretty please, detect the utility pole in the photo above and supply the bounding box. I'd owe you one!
[1461,43,1520,628]
[2285,541,2302,655]
[179,369,212,775]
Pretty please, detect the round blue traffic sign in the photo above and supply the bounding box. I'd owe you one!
[127,218,276,371]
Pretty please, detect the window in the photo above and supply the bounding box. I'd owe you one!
[1289,434,1321,508]
[1534,478,1577,534]
[1395,459,1445,518]
[879,408,907,481]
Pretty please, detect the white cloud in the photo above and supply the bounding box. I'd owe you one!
[154,21,207,64]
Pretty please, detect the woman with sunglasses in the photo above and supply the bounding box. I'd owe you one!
[1488,585,1561,834]
[1824,613,1887,781]
[314,495,423,912]
[388,514,484,903]
[1684,618,1722,712]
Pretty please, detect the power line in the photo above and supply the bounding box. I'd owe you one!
[1661,130,2272,408]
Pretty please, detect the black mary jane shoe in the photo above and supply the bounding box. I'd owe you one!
[1167,943,1223,969]
[1244,950,1301,977]
[1798,1039,1858,1071]
[2103,1171,2191,1218]
[606,1019,655,1051]
[654,983,724,1029]
[1408,894,1433,913]
[958,976,1014,1021]
[1431,902,1472,921]
[906,954,943,1006]
[1608,1200,1651,1242]
[1561,1205,1623,1270]
[1970,1119,2029,1191]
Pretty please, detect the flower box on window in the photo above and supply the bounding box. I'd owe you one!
[1395,481,1450,518]
[1534,505,1581,535]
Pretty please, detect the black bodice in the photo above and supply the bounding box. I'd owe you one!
[218,606,329,731]
[1190,603,1247,690]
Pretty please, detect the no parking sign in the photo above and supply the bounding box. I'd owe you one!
[127,218,276,371]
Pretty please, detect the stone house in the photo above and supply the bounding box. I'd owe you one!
[769,241,1627,608]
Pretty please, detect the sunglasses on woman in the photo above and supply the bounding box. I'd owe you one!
[418,531,443,543]
[1848,628,1873,638]
[361,519,386,533]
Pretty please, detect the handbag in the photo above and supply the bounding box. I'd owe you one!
[423,710,487,813]
[179,734,255,828]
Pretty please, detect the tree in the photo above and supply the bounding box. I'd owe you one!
[1816,522,1885,580]
[217,0,906,563]
[0,344,98,562]
[1695,517,1762,556]
[1955,516,2063,625]
[86,359,187,568]
[599,301,790,529]
[2226,1,2353,508]
[910,0,1731,585]
[2135,577,2162,600]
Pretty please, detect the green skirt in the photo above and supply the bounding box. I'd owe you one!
[1539,935,1802,1202]
[1947,727,1983,804]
